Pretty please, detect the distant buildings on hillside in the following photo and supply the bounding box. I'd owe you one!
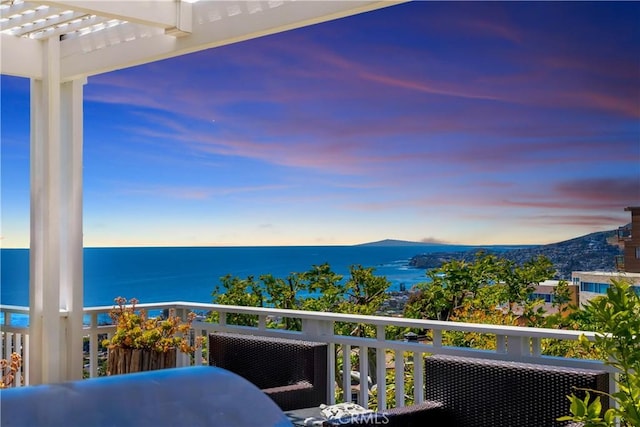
[534,207,640,309]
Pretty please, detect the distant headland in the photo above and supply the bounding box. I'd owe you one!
[403,228,623,280]
[355,239,446,247]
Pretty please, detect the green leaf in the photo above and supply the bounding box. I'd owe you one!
[570,394,587,417]
[587,396,602,418]
[603,409,615,425]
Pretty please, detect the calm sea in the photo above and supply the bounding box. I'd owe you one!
[1,245,497,307]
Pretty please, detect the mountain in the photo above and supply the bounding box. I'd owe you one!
[356,239,446,247]
[408,229,622,280]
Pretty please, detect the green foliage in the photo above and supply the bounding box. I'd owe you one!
[209,275,264,326]
[558,392,614,426]
[561,280,640,427]
[210,263,391,336]
[404,252,555,321]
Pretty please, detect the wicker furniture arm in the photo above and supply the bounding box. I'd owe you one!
[424,355,609,427]
[209,332,328,411]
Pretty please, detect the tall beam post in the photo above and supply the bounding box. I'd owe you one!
[29,36,85,384]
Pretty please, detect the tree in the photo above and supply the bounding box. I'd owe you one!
[403,252,555,322]
[209,275,265,326]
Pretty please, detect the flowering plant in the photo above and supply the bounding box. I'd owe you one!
[102,297,203,353]
[0,352,21,388]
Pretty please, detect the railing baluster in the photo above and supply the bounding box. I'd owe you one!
[342,344,351,403]
[376,347,386,410]
[376,325,386,410]
[414,350,424,404]
[3,332,11,360]
[358,346,369,408]
[14,333,23,387]
[394,349,405,407]
[89,312,98,378]
[23,333,29,386]
[327,342,336,405]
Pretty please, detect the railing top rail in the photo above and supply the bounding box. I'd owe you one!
[85,301,600,341]
[0,304,30,313]
[3,301,601,340]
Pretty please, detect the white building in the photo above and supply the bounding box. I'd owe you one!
[571,271,640,306]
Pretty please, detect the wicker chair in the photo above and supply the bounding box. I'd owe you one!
[424,355,609,427]
[209,332,328,411]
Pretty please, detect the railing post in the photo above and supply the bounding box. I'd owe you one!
[432,329,442,347]
[505,335,531,359]
[301,318,334,404]
[174,307,190,367]
[301,318,332,340]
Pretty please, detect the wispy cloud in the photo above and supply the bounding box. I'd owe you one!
[117,183,292,200]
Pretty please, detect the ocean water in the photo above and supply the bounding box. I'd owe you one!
[1,245,485,307]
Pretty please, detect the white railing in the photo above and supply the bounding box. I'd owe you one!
[0,304,30,387]
[2,302,614,409]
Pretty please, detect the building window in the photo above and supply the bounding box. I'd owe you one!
[580,282,609,294]
[636,247,640,259]
[581,282,594,292]
[530,293,553,303]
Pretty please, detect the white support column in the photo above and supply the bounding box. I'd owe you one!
[60,77,85,381]
[29,36,85,384]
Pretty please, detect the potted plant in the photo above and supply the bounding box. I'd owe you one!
[0,352,22,388]
[102,297,203,375]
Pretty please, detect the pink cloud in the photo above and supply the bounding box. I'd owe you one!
[117,183,292,200]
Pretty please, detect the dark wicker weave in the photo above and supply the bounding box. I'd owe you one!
[424,355,609,427]
[209,332,328,411]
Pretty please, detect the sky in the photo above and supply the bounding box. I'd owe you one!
[1,1,639,248]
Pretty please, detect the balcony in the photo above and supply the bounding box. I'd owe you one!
[617,226,632,241]
[1,301,615,411]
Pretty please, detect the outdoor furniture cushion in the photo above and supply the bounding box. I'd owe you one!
[424,355,609,427]
[0,366,292,427]
[209,332,328,411]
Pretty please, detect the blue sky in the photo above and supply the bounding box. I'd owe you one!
[1,1,639,248]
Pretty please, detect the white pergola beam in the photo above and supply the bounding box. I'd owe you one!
[0,33,43,78]
[60,0,403,81]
